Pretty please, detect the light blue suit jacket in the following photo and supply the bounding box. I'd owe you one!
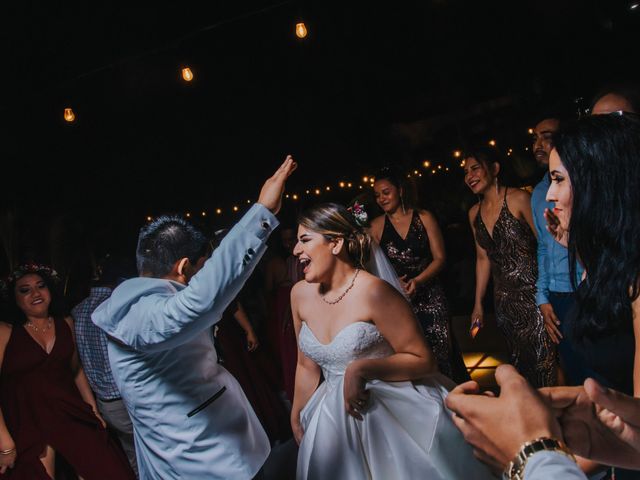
[92,204,276,479]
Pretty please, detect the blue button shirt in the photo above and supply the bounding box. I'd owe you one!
[72,287,121,401]
[532,175,583,305]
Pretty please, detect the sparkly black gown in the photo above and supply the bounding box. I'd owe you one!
[380,210,468,382]
[473,189,556,387]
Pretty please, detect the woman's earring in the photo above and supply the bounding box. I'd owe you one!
[401,196,406,215]
[495,177,499,196]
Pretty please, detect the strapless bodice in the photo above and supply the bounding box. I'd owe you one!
[299,321,394,382]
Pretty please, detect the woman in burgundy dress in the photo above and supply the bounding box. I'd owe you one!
[0,264,135,479]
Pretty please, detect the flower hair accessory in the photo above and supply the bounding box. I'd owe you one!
[347,201,369,227]
[0,263,60,297]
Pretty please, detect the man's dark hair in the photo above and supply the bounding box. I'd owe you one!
[136,216,208,277]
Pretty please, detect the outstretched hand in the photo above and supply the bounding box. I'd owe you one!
[257,155,297,214]
[445,365,563,471]
[540,379,640,469]
[544,208,568,247]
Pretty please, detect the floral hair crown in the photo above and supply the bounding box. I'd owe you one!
[347,201,369,227]
[0,263,60,297]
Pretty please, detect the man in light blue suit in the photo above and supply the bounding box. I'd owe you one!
[92,156,296,479]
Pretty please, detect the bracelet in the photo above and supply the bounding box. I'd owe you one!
[0,447,16,455]
[504,437,575,480]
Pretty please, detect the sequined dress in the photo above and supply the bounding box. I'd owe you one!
[473,189,556,387]
[379,210,460,380]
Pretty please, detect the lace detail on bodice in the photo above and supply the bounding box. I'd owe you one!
[299,322,394,383]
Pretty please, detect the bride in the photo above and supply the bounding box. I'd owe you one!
[290,203,495,479]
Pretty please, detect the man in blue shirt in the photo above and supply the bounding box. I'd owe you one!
[531,116,585,385]
[72,256,138,477]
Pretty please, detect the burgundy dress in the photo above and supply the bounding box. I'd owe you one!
[0,317,135,479]
[216,306,292,444]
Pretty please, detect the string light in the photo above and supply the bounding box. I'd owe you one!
[314,189,320,195]
[295,22,307,38]
[423,160,431,168]
[339,181,345,188]
[63,108,75,122]
[233,206,239,212]
[347,182,352,188]
[216,208,222,214]
[325,186,330,191]
[292,194,298,200]
[146,216,152,222]
[186,212,191,218]
[488,139,496,146]
[201,211,206,217]
[363,176,369,183]
[453,150,462,158]
[182,67,194,82]
[528,128,534,134]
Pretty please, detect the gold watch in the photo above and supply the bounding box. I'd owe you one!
[504,437,576,480]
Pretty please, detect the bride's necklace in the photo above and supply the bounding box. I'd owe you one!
[25,317,53,333]
[320,269,360,305]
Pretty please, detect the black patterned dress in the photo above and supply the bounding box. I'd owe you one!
[380,210,466,381]
[473,189,556,387]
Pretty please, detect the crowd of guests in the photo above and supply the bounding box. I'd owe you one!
[0,85,638,479]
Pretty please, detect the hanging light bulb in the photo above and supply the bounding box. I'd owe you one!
[295,22,308,39]
[182,67,194,82]
[63,108,75,122]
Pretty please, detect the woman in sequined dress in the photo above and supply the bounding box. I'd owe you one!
[370,168,468,383]
[464,147,556,388]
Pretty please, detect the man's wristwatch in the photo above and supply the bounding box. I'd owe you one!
[504,437,576,480]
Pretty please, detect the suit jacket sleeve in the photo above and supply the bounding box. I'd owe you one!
[523,451,586,480]
[124,203,278,352]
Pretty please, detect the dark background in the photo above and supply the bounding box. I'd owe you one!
[1,0,639,276]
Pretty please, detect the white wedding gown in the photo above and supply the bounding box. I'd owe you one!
[297,321,496,479]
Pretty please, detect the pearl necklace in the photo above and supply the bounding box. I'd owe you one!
[321,269,360,305]
[25,317,53,333]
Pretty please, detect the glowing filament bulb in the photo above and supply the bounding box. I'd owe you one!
[182,67,194,82]
[63,108,75,122]
[295,22,307,39]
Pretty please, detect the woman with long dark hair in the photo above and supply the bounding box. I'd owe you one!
[464,146,556,388]
[546,113,640,396]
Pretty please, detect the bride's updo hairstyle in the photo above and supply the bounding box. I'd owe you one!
[298,203,371,269]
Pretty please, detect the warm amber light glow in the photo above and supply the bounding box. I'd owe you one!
[488,139,496,146]
[295,22,307,39]
[146,216,152,222]
[233,206,239,212]
[363,176,369,183]
[63,108,75,122]
[423,160,431,168]
[182,67,194,82]
[528,128,534,134]
[347,182,352,188]
[314,189,320,195]
[325,186,330,191]
[453,150,462,158]
[339,181,345,188]
[216,208,222,214]
[292,194,298,200]
[201,211,206,217]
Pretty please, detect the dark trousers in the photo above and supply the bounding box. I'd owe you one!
[549,291,589,386]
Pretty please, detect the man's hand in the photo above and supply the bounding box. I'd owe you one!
[257,155,297,214]
[544,208,568,247]
[446,365,563,471]
[540,303,562,344]
[540,379,640,469]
